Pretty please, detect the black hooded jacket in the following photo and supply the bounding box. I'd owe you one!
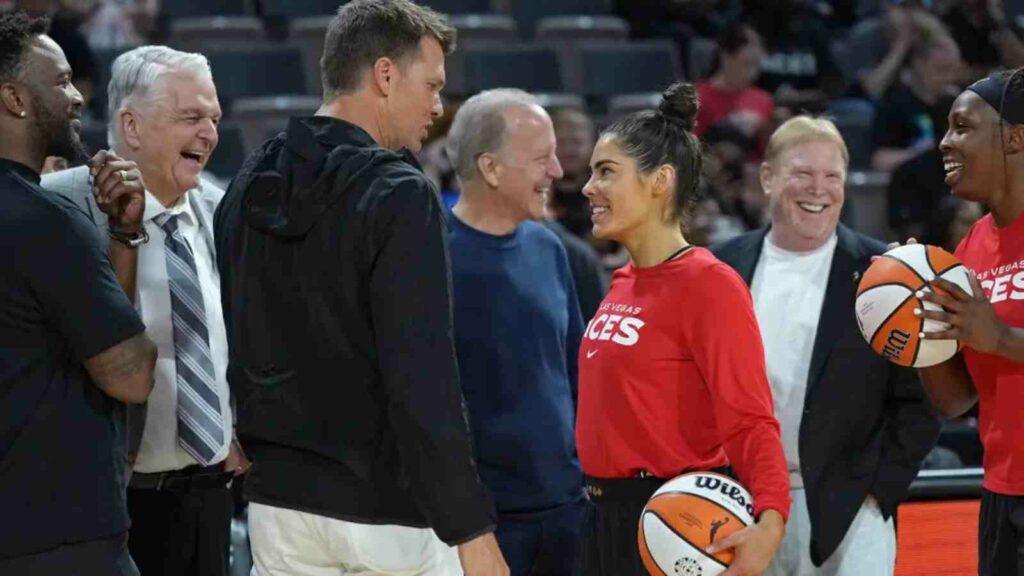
[214,116,495,544]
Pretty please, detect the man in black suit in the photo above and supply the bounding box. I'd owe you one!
[712,115,941,575]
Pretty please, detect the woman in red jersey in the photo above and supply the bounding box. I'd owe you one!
[915,69,1024,576]
[576,82,790,576]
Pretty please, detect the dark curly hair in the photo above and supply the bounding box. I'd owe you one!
[0,11,49,83]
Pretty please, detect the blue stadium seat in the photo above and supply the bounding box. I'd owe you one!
[206,123,248,183]
[507,0,613,36]
[260,0,342,18]
[829,98,876,171]
[577,40,681,99]
[421,0,493,14]
[453,45,563,96]
[89,47,133,121]
[159,0,253,18]
[204,46,308,109]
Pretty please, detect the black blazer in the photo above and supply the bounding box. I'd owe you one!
[712,224,941,565]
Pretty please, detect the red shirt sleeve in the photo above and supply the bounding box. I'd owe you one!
[681,262,792,521]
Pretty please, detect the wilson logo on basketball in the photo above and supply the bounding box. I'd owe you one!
[694,475,756,517]
[881,329,912,362]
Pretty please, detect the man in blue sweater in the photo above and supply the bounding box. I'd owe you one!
[444,89,587,576]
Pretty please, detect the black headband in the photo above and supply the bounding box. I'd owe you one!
[967,72,1024,124]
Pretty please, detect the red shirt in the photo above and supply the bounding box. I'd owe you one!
[695,81,775,137]
[576,248,791,519]
[955,212,1024,495]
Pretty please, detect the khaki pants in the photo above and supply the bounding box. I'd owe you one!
[765,487,896,576]
[248,502,462,576]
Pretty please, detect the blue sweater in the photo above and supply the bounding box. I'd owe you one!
[447,212,585,513]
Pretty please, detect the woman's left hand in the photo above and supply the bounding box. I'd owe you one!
[705,509,785,576]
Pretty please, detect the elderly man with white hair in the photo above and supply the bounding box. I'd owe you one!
[42,45,245,576]
[444,88,587,576]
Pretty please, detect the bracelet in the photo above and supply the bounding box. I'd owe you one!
[108,225,149,248]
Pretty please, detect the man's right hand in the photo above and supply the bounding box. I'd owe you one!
[457,533,509,576]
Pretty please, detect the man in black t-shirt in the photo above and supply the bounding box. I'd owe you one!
[870,37,961,172]
[0,11,155,574]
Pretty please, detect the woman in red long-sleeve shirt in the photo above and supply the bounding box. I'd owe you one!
[576,82,791,576]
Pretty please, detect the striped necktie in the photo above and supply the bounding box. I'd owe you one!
[155,212,224,465]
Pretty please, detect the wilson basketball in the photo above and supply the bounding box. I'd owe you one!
[855,244,973,368]
[638,472,754,576]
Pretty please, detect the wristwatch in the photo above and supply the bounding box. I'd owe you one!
[108,225,150,248]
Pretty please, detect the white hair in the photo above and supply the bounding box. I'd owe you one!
[445,88,542,182]
[106,45,212,146]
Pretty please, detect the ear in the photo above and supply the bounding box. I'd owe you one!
[120,109,143,150]
[759,161,773,195]
[372,56,399,97]
[477,152,502,188]
[0,81,27,118]
[1005,124,1024,155]
[651,164,676,199]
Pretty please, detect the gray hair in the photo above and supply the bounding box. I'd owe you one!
[445,88,540,182]
[106,45,212,146]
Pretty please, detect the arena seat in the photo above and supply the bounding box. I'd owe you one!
[506,0,613,37]
[168,17,266,53]
[448,14,518,43]
[576,40,682,100]
[232,95,321,153]
[535,15,629,42]
[451,45,563,96]
[260,0,342,18]
[421,0,494,14]
[287,16,331,95]
[204,46,308,110]
[205,123,248,183]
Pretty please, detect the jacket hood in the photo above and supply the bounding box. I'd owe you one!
[244,116,405,238]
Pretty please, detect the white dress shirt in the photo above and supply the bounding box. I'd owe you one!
[750,234,836,489]
[134,189,232,473]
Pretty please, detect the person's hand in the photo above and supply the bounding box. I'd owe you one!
[917,275,1005,353]
[457,533,509,576]
[706,509,785,576]
[886,5,913,46]
[90,150,146,232]
[870,237,917,263]
[224,438,251,476]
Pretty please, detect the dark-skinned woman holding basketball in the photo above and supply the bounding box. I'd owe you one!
[575,81,790,576]
[913,69,1024,576]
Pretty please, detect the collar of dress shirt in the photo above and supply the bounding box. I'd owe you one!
[143,188,196,229]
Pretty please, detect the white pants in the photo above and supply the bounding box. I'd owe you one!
[765,488,896,576]
[248,502,463,576]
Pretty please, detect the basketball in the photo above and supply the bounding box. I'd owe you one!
[855,244,974,368]
[638,472,755,576]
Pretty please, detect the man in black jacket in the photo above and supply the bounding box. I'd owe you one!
[213,1,507,574]
[712,116,941,575]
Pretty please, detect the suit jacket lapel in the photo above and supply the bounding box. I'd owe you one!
[806,226,859,397]
[732,227,770,285]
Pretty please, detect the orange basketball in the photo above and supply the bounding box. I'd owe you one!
[638,472,754,576]
[855,244,973,367]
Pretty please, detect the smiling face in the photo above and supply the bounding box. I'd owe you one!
[385,36,445,153]
[491,104,563,222]
[763,138,846,251]
[121,69,220,200]
[23,35,85,161]
[582,135,663,243]
[939,89,1005,203]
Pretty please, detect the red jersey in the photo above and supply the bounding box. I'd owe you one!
[576,248,791,519]
[955,212,1024,495]
[694,81,775,137]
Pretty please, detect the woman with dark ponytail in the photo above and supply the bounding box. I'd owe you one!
[575,82,790,575]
